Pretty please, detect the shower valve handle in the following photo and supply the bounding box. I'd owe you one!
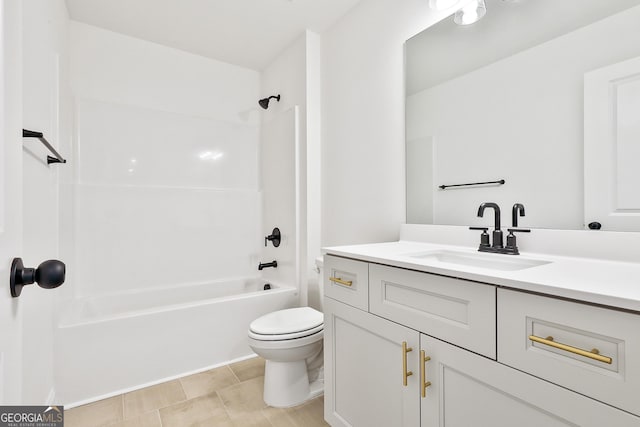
[264,227,281,247]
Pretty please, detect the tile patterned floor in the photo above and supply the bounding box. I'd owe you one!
[64,357,329,427]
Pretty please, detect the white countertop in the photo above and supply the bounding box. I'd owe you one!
[324,240,640,312]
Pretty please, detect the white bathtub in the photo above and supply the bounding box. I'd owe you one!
[54,278,297,406]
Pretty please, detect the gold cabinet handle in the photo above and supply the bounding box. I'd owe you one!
[420,350,432,398]
[402,341,413,386]
[329,276,352,287]
[529,335,612,364]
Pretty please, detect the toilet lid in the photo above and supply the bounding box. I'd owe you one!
[249,307,323,335]
[248,323,323,341]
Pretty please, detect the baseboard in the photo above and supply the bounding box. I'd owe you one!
[64,353,258,409]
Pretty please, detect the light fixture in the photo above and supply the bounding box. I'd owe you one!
[454,0,486,25]
[428,0,460,10]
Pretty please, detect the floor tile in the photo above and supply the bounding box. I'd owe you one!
[287,397,329,427]
[123,380,186,418]
[227,411,272,427]
[217,376,266,419]
[63,361,328,427]
[159,392,231,427]
[229,357,265,382]
[262,406,298,427]
[218,377,272,427]
[108,410,161,427]
[65,395,123,427]
[179,365,239,399]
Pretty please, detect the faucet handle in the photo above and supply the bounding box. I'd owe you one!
[469,227,490,248]
[507,228,530,234]
[505,228,530,255]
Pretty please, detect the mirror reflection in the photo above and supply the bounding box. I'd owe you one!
[405,0,640,230]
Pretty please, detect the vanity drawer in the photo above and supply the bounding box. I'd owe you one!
[498,288,640,416]
[324,255,369,310]
[369,264,496,358]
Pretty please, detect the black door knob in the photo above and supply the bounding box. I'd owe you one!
[10,257,66,297]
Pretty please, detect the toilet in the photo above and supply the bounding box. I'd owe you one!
[247,257,324,408]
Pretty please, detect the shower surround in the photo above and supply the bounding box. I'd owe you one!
[55,22,298,405]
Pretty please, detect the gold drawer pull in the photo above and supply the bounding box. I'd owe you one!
[329,277,352,287]
[528,335,612,364]
[420,350,432,398]
[402,341,413,386]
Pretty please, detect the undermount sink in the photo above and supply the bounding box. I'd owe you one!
[407,250,551,271]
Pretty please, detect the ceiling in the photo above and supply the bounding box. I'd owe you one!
[65,0,362,70]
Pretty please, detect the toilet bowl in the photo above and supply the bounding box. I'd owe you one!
[248,306,324,407]
[247,257,325,408]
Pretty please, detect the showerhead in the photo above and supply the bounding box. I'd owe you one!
[258,98,269,109]
[258,94,281,109]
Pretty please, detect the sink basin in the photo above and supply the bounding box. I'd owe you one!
[407,250,551,271]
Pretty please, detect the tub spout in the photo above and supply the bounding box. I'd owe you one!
[258,261,278,270]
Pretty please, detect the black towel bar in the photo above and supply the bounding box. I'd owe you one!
[439,179,505,190]
[22,129,67,164]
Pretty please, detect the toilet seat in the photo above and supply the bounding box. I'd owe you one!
[249,323,323,341]
[249,307,324,341]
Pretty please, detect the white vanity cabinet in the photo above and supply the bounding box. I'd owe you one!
[323,254,640,427]
[420,334,638,426]
[324,297,420,427]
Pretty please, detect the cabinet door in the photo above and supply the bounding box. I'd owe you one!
[324,297,420,427]
[420,334,640,427]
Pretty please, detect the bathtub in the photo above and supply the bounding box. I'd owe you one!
[54,278,297,406]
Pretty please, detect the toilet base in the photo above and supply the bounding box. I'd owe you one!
[263,360,324,408]
[308,378,324,400]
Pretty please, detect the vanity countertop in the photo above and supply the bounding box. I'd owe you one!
[324,240,640,312]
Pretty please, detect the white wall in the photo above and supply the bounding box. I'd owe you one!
[305,32,323,310]
[260,35,306,303]
[407,5,640,230]
[321,0,449,246]
[67,22,262,297]
[21,0,71,404]
[260,31,323,310]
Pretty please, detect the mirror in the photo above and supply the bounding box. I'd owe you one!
[406,0,640,230]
